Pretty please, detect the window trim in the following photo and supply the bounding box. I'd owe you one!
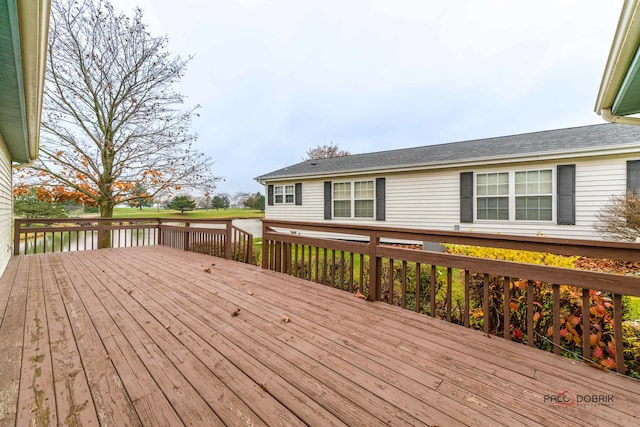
[473,168,556,223]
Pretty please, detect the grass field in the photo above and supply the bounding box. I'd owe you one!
[109,207,264,219]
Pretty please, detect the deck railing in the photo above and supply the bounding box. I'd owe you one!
[13,217,253,263]
[262,219,640,375]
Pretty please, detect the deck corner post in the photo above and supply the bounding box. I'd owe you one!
[13,219,21,255]
[368,231,380,301]
[97,219,103,249]
[183,222,190,252]
[224,220,232,260]
[261,220,269,270]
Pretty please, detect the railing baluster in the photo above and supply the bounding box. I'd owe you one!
[349,252,354,293]
[331,250,336,287]
[613,293,625,374]
[430,265,437,317]
[527,280,534,347]
[446,267,452,322]
[504,277,511,340]
[322,248,328,286]
[401,261,407,309]
[415,263,421,313]
[483,274,490,334]
[340,251,346,291]
[464,270,470,327]
[314,246,319,283]
[553,284,561,355]
[582,288,590,363]
[359,253,364,292]
[388,258,394,304]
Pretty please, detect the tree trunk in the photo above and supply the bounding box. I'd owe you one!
[99,199,114,248]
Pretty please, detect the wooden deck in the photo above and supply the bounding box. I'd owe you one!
[0,246,638,426]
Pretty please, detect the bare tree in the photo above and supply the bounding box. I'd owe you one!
[21,0,219,230]
[594,192,640,241]
[304,142,350,160]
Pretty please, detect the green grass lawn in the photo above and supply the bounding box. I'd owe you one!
[109,207,264,219]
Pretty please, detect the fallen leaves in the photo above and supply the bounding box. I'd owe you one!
[247,290,254,296]
[231,308,241,317]
[354,291,366,299]
[203,268,211,273]
[281,314,291,323]
[164,324,171,329]
[126,289,133,295]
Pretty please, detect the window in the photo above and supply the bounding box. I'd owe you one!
[333,182,351,217]
[333,180,374,218]
[273,185,294,204]
[274,186,283,204]
[268,183,302,206]
[354,181,374,217]
[476,172,509,220]
[284,185,294,203]
[475,169,553,222]
[515,170,552,221]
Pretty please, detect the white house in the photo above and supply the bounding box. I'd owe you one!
[0,0,50,275]
[257,123,640,240]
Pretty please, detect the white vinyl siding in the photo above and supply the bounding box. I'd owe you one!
[264,154,636,240]
[0,141,12,275]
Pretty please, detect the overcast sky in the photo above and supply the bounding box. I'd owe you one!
[109,0,624,196]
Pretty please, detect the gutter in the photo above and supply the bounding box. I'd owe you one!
[601,108,640,125]
[595,0,640,120]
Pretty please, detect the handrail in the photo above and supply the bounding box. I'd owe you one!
[13,217,254,264]
[262,219,640,376]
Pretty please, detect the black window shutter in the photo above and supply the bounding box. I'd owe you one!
[324,181,332,219]
[375,178,386,221]
[460,172,473,223]
[557,164,576,225]
[295,183,302,205]
[267,185,274,206]
[627,160,640,195]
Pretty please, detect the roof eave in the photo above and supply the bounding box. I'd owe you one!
[257,143,640,183]
[17,0,51,163]
[2,0,50,164]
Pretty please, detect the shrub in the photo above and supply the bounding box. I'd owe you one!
[444,245,624,370]
[594,191,640,241]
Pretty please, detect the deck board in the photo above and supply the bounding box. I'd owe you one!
[1,246,639,426]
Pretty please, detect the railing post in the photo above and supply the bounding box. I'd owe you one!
[97,219,103,249]
[13,219,22,255]
[183,222,190,251]
[247,233,253,264]
[224,220,232,260]
[157,219,163,246]
[261,220,269,270]
[368,231,380,301]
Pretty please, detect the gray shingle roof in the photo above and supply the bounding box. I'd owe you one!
[255,123,640,181]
